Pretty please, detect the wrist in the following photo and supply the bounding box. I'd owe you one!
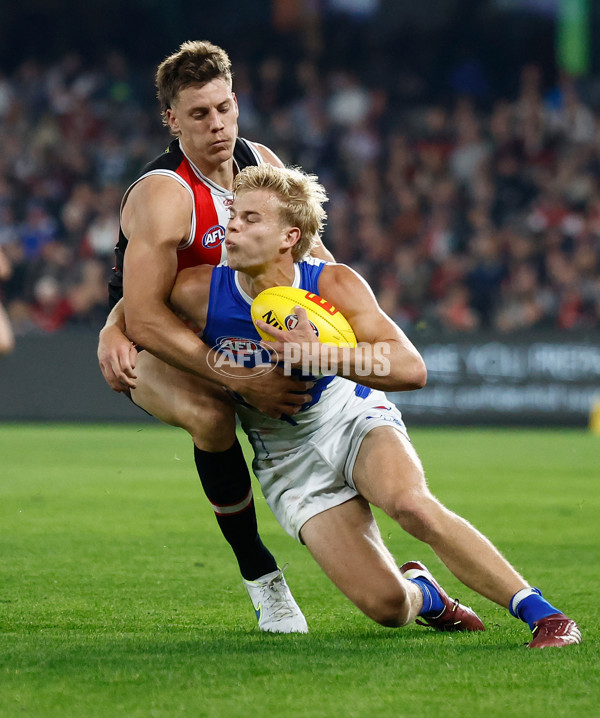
[100,320,124,336]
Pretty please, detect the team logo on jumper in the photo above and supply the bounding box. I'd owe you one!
[284,314,319,337]
[202,225,225,248]
[365,408,405,429]
[206,336,277,378]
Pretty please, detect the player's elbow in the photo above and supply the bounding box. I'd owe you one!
[412,357,427,389]
[124,313,156,349]
[387,355,427,391]
[403,356,427,390]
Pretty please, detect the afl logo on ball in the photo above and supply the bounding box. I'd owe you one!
[284,314,319,337]
[202,225,225,248]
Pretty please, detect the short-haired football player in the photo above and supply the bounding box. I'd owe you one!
[97,41,338,633]
[169,163,581,647]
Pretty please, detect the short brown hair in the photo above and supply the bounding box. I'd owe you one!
[155,40,233,128]
[233,164,328,260]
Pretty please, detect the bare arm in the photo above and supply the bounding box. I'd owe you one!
[96,174,189,393]
[256,263,427,392]
[120,174,212,375]
[168,265,212,336]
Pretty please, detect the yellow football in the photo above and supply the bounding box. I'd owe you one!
[251,286,357,348]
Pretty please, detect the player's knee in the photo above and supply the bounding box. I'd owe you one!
[360,584,412,627]
[183,402,236,451]
[391,494,443,544]
[183,401,226,430]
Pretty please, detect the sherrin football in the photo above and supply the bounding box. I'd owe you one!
[251,286,357,348]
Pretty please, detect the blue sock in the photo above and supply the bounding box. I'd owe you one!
[509,588,560,630]
[408,577,445,617]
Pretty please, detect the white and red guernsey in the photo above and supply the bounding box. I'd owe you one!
[108,137,262,309]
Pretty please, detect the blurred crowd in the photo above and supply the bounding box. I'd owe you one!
[1,44,600,347]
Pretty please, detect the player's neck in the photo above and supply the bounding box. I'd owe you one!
[181,143,235,189]
[237,263,296,299]
[197,158,235,189]
[203,158,235,189]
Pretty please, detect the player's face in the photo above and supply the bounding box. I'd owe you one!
[167,79,239,168]
[225,189,296,272]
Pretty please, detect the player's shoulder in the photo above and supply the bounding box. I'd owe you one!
[319,262,370,296]
[319,261,356,280]
[242,139,284,168]
[123,173,192,227]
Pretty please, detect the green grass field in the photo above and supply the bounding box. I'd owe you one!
[1,423,598,718]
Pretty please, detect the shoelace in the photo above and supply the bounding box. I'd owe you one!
[261,569,296,621]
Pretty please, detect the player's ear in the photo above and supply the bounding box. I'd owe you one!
[166,108,180,135]
[282,227,301,251]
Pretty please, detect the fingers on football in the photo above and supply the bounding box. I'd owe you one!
[255,319,283,339]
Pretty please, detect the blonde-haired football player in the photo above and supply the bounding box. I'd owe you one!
[170,164,581,648]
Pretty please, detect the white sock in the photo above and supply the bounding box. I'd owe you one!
[509,587,539,617]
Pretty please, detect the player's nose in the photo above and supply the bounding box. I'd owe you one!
[208,108,225,130]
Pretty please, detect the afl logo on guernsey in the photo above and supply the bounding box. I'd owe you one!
[219,337,264,354]
[202,225,225,248]
[205,336,277,378]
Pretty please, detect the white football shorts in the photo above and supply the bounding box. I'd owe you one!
[244,385,409,541]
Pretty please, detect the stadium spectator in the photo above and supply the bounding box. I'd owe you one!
[0,39,598,337]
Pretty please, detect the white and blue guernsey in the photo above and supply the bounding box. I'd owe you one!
[202,257,373,451]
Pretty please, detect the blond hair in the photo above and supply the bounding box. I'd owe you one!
[155,40,233,130]
[233,164,328,260]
